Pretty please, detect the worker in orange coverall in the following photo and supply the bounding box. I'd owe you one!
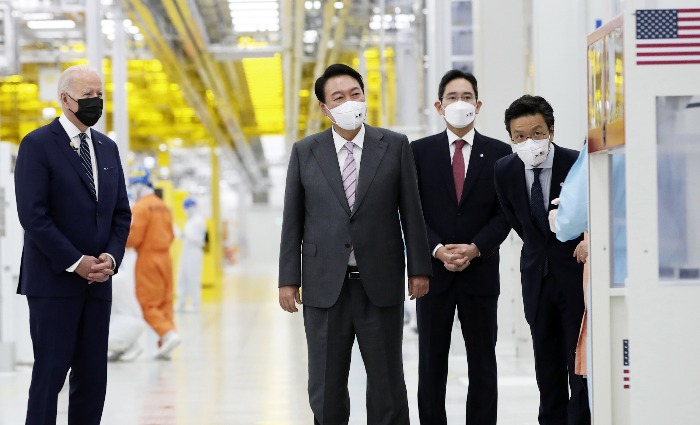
[126,168,180,360]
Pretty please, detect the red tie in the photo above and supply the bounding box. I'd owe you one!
[453,139,466,202]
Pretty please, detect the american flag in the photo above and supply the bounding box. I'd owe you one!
[636,9,700,65]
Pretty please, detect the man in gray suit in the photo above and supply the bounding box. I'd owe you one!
[279,63,432,425]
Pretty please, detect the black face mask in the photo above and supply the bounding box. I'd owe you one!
[67,94,103,127]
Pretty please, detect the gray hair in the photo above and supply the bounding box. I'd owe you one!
[56,65,102,100]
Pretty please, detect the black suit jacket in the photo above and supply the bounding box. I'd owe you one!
[15,118,132,300]
[411,130,512,296]
[494,144,584,324]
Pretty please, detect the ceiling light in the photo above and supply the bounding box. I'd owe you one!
[334,2,344,9]
[229,1,278,10]
[303,30,318,43]
[22,13,54,20]
[27,20,76,30]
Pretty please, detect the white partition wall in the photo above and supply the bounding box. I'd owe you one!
[0,142,32,369]
[588,3,700,423]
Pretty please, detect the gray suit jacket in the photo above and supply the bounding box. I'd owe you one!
[279,125,432,308]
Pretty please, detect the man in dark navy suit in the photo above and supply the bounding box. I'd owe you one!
[494,95,590,425]
[14,65,131,425]
[411,70,512,425]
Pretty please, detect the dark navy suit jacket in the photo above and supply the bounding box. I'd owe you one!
[411,130,512,296]
[494,144,584,324]
[15,118,131,300]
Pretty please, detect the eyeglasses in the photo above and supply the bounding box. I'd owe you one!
[442,94,475,103]
[511,131,550,143]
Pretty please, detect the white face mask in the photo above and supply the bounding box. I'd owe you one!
[512,138,551,167]
[442,101,476,129]
[325,100,367,131]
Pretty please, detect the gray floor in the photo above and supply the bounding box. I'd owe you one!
[0,264,539,424]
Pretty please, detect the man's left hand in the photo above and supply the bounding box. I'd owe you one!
[573,240,588,264]
[408,275,429,300]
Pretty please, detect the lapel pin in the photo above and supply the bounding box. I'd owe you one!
[480,153,484,157]
[560,182,564,187]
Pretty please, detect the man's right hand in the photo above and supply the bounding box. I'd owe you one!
[75,256,102,283]
[279,286,302,313]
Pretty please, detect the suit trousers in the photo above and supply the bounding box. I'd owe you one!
[303,275,409,425]
[26,295,111,425]
[530,273,590,425]
[417,287,498,425]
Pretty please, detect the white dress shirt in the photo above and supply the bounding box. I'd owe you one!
[332,124,366,266]
[446,127,475,178]
[523,144,556,211]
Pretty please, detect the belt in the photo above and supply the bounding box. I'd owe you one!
[346,266,361,280]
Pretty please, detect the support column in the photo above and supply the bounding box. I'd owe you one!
[424,0,452,135]
[85,0,105,134]
[532,0,588,149]
[112,9,129,171]
[473,0,530,360]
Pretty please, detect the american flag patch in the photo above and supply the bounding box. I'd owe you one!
[623,339,630,389]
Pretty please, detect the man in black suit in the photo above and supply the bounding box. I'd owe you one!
[411,70,512,425]
[278,64,432,425]
[14,65,131,425]
[494,95,590,425]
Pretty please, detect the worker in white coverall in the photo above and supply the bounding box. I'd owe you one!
[107,247,145,361]
[176,197,207,312]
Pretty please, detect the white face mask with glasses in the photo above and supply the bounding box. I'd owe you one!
[441,101,476,128]
[325,100,367,131]
[512,137,551,167]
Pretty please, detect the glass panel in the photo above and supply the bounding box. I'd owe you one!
[657,95,700,283]
[451,60,472,73]
[451,29,473,56]
[587,39,605,151]
[611,153,627,287]
[451,1,472,27]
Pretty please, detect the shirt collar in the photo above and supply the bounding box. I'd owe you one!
[332,124,365,154]
[524,143,556,170]
[58,114,91,142]
[446,128,475,147]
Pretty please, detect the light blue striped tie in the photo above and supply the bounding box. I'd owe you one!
[79,132,96,200]
[342,142,357,210]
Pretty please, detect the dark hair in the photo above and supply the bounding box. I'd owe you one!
[503,95,555,135]
[438,69,478,101]
[314,64,364,103]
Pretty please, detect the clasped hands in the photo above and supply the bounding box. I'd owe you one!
[75,253,114,284]
[436,243,480,272]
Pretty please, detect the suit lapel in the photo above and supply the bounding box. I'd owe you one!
[459,131,487,204]
[310,128,352,215]
[507,155,531,225]
[91,129,104,203]
[52,119,96,202]
[353,125,388,215]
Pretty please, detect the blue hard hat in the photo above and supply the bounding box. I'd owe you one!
[183,197,196,209]
[128,167,152,187]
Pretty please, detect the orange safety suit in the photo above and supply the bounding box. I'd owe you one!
[126,193,175,338]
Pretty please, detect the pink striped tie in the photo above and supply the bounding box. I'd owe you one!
[342,142,357,211]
